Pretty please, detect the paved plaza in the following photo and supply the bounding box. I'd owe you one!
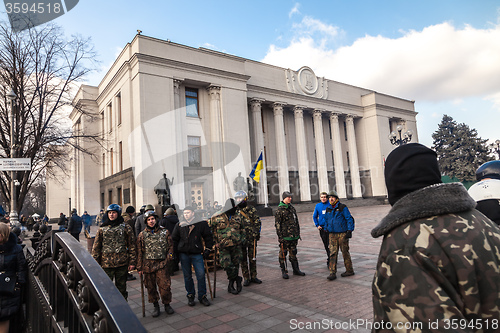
[121,204,390,333]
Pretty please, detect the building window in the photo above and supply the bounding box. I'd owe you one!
[108,190,113,206]
[116,92,122,125]
[119,141,123,172]
[185,88,199,117]
[102,153,105,177]
[110,148,114,174]
[101,111,104,136]
[188,136,201,167]
[117,187,122,206]
[107,102,112,132]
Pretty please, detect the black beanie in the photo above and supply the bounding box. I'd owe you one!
[385,143,442,206]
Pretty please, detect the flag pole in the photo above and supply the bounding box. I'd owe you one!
[260,149,269,207]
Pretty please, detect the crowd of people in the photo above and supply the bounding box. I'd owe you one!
[1,143,499,330]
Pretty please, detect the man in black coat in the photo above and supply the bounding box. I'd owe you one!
[67,209,83,240]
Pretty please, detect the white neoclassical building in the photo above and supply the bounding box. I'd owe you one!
[46,34,418,216]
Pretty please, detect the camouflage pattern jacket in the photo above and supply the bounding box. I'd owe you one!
[92,217,137,269]
[275,202,300,241]
[210,212,245,249]
[136,226,173,273]
[371,183,500,332]
[237,205,261,243]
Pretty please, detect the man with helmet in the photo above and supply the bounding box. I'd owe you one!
[275,191,305,279]
[137,210,175,316]
[468,160,500,225]
[234,190,262,286]
[210,198,245,294]
[324,190,355,280]
[92,204,137,300]
[135,204,154,236]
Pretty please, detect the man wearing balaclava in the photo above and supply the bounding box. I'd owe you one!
[210,198,245,295]
[371,143,500,331]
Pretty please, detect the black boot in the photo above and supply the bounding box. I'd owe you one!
[235,276,243,294]
[243,279,251,286]
[291,261,305,276]
[152,302,160,317]
[281,268,289,279]
[165,304,175,315]
[187,294,195,306]
[228,279,238,294]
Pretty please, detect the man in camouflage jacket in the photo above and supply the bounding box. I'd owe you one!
[275,191,305,279]
[92,204,137,300]
[234,191,262,286]
[210,198,245,294]
[137,211,174,316]
[372,143,500,332]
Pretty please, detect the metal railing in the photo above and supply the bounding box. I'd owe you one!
[25,230,146,333]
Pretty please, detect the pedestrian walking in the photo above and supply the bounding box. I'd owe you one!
[92,204,136,300]
[160,208,180,274]
[135,204,154,237]
[82,211,92,234]
[171,206,213,306]
[312,191,332,266]
[67,209,83,241]
[136,211,175,316]
[234,191,262,286]
[57,213,67,231]
[324,190,355,280]
[210,199,245,294]
[95,209,104,227]
[0,223,27,333]
[275,191,305,279]
[372,143,500,330]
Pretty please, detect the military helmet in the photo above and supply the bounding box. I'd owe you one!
[476,160,500,181]
[327,190,338,198]
[144,210,158,220]
[106,204,122,215]
[144,204,155,211]
[234,190,248,201]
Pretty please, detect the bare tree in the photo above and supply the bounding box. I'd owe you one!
[0,22,100,213]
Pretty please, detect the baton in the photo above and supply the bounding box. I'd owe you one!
[252,239,257,261]
[204,257,213,300]
[281,243,287,271]
[213,248,217,298]
[139,272,145,317]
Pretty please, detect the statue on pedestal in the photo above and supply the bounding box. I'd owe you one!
[154,173,174,207]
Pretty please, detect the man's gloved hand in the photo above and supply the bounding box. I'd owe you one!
[203,249,212,260]
[345,230,352,239]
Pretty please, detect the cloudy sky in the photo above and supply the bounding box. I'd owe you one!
[4,0,499,148]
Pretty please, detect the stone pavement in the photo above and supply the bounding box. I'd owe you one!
[121,204,390,333]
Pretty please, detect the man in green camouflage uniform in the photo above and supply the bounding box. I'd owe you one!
[210,198,245,294]
[372,143,500,332]
[137,211,174,317]
[234,191,262,286]
[92,204,137,300]
[275,192,305,279]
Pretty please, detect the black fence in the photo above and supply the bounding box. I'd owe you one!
[25,230,146,333]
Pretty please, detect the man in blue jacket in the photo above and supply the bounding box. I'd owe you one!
[324,190,354,281]
[312,192,332,266]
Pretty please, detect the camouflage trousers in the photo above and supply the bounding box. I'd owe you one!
[219,245,243,280]
[328,232,353,274]
[103,265,129,300]
[241,240,258,280]
[278,239,298,270]
[143,268,172,305]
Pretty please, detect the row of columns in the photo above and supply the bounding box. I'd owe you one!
[250,99,362,201]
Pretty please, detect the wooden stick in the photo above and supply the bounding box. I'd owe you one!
[139,273,145,317]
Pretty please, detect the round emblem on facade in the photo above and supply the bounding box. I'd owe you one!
[297,66,318,95]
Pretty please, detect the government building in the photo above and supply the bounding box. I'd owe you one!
[46,34,418,217]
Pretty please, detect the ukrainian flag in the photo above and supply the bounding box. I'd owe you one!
[249,152,264,183]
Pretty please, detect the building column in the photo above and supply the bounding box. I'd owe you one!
[172,79,186,206]
[329,113,347,199]
[249,98,267,204]
[273,102,290,195]
[346,115,362,198]
[293,106,311,201]
[312,109,329,193]
[207,85,228,203]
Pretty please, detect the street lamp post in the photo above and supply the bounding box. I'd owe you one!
[490,139,500,159]
[7,89,18,224]
[389,125,412,146]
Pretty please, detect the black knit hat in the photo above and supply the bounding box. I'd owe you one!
[125,206,135,214]
[282,191,293,200]
[385,143,442,206]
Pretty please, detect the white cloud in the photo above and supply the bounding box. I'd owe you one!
[262,21,500,104]
[289,3,300,18]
